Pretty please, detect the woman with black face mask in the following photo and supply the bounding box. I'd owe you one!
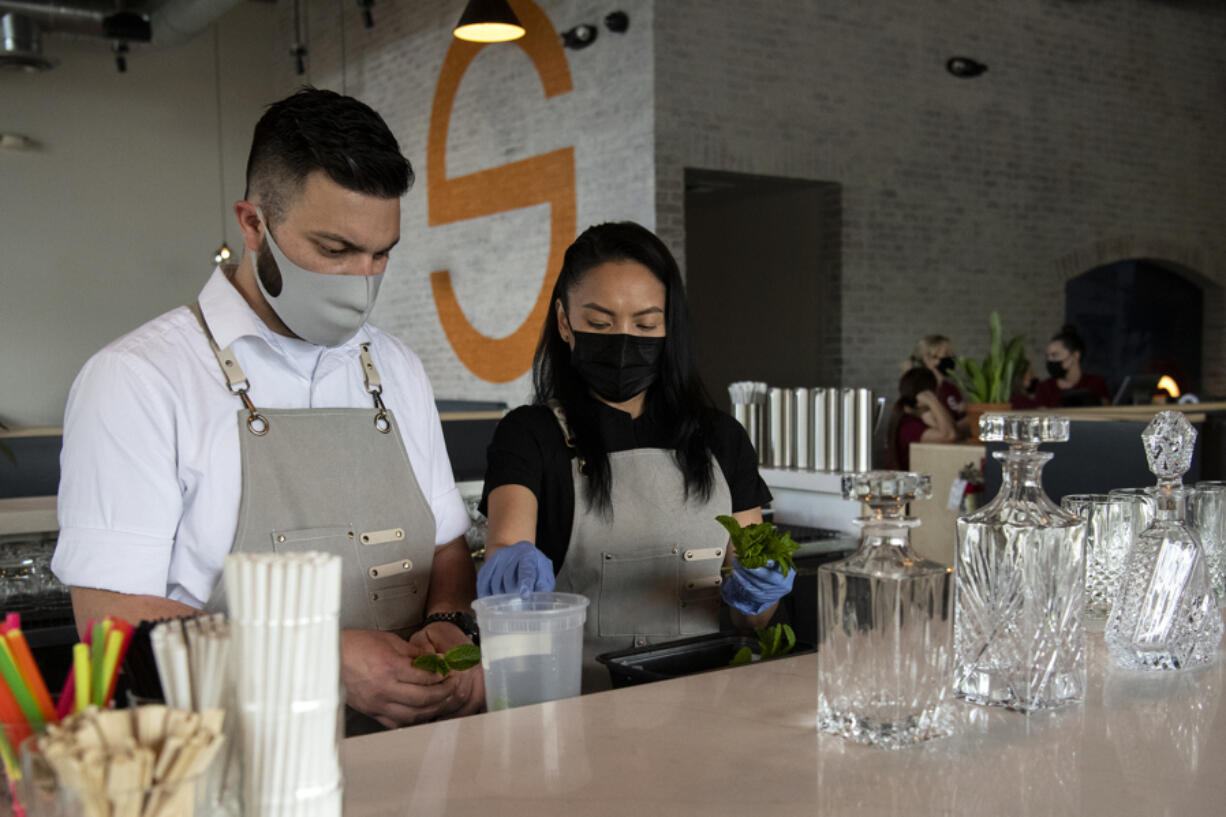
[908,334,967,435]
[1034,325,1111,407]
[475,222,785,693]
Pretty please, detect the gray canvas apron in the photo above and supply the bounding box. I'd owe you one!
[549,405,733,693]
[189,303,437,634]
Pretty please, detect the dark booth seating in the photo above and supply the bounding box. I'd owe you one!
[982,419,1205,504]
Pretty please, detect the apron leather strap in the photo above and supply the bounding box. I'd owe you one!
[188,300,268,435]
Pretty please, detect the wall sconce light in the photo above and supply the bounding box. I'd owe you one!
[213,243,232,265]
[946,56,987,78]
[454,0,525,43]
[561,23,597,49]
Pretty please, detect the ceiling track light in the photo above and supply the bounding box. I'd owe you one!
[454,0,525,43]
[561,23,596,49]
[946,56,987,78]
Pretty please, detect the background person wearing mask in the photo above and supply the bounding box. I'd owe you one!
[1034,325,1111,407]
[477,222,789,692]
[52,88,483,732]
[885,367,958,470]
[909,334,967,434]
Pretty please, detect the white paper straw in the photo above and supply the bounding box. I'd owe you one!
[224,551,342,817]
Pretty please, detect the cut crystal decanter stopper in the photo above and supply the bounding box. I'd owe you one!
[1106,411,1223,669]
[954,414,1087,711]
[818,471,955,749]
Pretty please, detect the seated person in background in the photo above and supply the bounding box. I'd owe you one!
[477,222,789,693]
[908,334,966,428]
[886,367,958,470]
[1010,358,1041,409]
[1034,325,1111,407]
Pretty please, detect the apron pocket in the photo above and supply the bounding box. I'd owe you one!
[270,524,372,628]
[598,551,680,638]
[367,582,422,633]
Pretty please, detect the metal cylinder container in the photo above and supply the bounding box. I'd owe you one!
[766,387,787,468]
[811,388,829,472]
[840,388,857,473]
[746,403,764,465]
[792,387,812,470]
[823,387,841,471]
[853,388,874,472]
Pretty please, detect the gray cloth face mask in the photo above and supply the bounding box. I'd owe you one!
[252,208,383,347]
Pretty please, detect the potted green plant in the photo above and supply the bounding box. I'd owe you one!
[949,311,1026,441]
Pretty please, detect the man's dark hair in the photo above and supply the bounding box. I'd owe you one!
[533,221,717,517]
[244,86,413,225]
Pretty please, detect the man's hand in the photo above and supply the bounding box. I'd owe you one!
[406,621,485,719]
[341,629,460,729]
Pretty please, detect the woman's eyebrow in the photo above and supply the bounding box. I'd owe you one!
[579,303,664,317]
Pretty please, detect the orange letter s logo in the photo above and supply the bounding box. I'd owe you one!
[427,0,576,383]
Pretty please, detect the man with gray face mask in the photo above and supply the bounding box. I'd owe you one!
[53,88,484,731]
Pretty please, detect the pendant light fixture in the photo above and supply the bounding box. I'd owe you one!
[211,24,231,267]
[454,0,525,43]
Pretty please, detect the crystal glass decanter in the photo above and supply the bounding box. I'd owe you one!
[818,471,955,749]
[954,414,1087,711]
[1105,411,1224,669]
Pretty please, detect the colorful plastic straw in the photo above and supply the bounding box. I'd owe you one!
[5,629,56,723]
[0,639,43,731]
[73,643,90,715]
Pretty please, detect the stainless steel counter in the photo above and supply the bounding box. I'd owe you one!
[341,628,1226,816]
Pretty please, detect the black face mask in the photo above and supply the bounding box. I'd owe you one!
[1046,360,1068,379]
[936,356,956,375]
[570,331,665,403]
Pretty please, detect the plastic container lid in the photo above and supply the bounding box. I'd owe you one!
[471,592,590,634]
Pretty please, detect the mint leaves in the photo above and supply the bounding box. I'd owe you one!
[412,643,482,677]
[729,623,797,666]
[716,515,800,578]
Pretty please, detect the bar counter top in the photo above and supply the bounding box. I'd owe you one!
[341,628,1226,816]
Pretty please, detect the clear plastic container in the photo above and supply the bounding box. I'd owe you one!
[471,592,589,711]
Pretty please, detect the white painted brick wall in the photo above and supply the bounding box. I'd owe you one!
[655,0,1226,402]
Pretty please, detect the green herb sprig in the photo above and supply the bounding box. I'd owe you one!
[716,515,800,578]
[412,643,481,677]
[730,623,797,666]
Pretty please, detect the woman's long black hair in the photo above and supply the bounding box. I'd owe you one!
[533,221,716,516]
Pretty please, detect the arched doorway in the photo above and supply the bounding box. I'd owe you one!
[1064,259,1203,398]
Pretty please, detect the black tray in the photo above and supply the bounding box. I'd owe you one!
[595,631,815,688]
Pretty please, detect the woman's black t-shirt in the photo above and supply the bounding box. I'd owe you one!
[478,397,771,571]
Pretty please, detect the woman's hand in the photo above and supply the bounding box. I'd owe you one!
[476,540,556,597]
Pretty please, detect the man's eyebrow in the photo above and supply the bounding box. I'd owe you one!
[309,231,400,254]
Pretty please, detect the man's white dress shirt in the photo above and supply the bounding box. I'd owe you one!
[52,267,470,607]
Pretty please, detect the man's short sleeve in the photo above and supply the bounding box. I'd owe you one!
[52,350,182,596]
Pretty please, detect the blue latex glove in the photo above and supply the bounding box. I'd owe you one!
[721,559,795,616]
[477,540,556,598]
